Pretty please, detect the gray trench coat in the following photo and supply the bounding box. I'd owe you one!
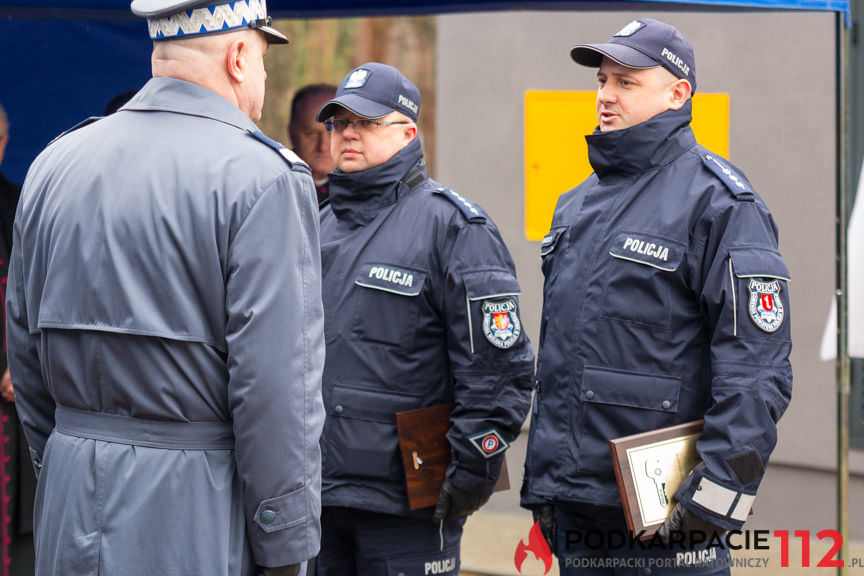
[6,77,325,575]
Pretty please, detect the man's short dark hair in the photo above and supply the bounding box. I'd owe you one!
[289,84,337,128]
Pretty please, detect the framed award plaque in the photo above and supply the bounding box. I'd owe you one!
[609,420,704,538]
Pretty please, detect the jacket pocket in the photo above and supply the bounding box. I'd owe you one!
[729,247,790,337]
[602,232,685,327]
[354,264,426,348]
[353,264,428,347]
[574,365,681,478]
[540,226,568,279]
[322,385,422,482]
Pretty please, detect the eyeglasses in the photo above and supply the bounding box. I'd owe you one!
[324,119,411,133]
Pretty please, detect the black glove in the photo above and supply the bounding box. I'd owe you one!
[432,479,490,521]
[656,503,726,548]
[531,503,557,555]
[259,565,301,576]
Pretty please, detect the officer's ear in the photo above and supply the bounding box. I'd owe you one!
[667,78,692,111]
[225,33,255,83]
[402,123,418,144]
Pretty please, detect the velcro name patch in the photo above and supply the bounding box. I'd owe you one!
[609,232,683,272]
[355,264,426,296]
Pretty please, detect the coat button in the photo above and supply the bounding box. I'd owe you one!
[661,400,671,409]
[261,509,277,524]
[334,405,344,414]
[585,390,595,400]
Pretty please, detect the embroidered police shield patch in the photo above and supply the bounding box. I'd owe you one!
[748,279,785,333]
[482,298,521,349]
[468,429,509,459]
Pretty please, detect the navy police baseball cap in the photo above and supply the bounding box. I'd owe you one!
[570,18,696,92]
[130,0,289,44]
[316,62,421,122]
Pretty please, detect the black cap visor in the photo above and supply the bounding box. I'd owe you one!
[249,17,289,44]
[570,42,659,70]
[316,94,395,122]
[257,25,289,44]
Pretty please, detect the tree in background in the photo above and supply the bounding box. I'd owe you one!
[262,17,437,173]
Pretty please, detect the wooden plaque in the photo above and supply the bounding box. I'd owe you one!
[609,420,704,538]
[396,403,510,511]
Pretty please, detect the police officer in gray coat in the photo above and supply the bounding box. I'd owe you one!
[6,2,324,575]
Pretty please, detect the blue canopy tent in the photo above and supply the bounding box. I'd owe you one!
[0,0,855,572]
[0,0,849,183]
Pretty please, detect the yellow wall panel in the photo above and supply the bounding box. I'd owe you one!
[524,91,730,240]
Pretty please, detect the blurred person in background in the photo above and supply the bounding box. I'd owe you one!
[288,84,336,205]
[0,102,35,576]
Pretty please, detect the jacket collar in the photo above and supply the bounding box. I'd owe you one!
[327,138,425,226]
[586,100,696,180]
[121,77,259,133]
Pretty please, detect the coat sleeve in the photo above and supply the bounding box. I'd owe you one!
[442,217,534,497]
[6,200,54,477]
[675,196,793,531]
[224,169,325,567]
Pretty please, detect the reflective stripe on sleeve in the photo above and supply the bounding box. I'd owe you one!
[691,477,738,516]
[730,493,756,522]
[691,476,756,521]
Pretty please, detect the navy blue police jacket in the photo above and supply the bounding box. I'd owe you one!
[319,138,534,516]
[521,101,792,531]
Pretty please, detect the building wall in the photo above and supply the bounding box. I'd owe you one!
[436,10,863,535]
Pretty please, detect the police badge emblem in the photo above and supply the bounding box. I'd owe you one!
[748,279,785,333]
[344,68,369,89]
[614,20,645,37]
[482,298,521,349]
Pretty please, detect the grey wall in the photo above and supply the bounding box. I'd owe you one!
[436,10,863,535]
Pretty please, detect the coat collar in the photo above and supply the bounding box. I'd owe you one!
[327,138,425,227]
[586,100,696,180]
[121,77,259,134]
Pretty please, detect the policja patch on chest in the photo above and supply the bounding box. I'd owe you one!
[355,263,426,296]
[748,279,785,333]
[608,232,684,272]
[482,298,521,349]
